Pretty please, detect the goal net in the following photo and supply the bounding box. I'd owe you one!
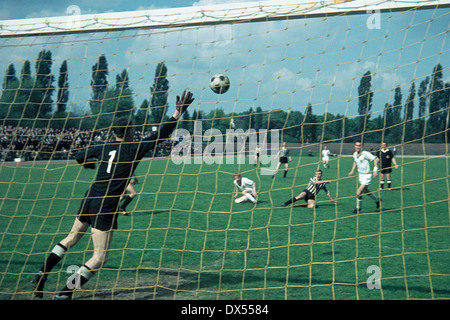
[0,0,449,300]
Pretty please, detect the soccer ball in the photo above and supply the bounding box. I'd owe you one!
[210,73,230,94]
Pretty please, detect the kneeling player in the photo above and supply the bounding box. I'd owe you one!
[281,170,336,208]
[233,173,257,204]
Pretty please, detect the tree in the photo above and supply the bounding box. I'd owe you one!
[254,106,263,131]
[116,69,129,91]
[0,64,19,121]
[20,60,32,83]
[429,64,445,140]
[56,60,69,115]
[33,49,55,117]
[357,71,374,137]
[3,64,19,89]
[391,86,403,142]
[95,87,135,130]
[90,54,109,115]
[302,103,316,143]
[135,98,149,128]
[150,62,169,124]
[403,82,416,142]
[417,76,429,139]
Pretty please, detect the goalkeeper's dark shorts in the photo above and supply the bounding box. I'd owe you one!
[77,195,120,231]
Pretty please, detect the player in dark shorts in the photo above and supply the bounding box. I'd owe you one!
[281,170,336,208]
[31,91,194,300]
[377,142,398,190]
[272,141,292,178]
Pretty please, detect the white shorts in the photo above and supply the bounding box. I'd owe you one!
[322,157,329,161]
[359,173,372,186]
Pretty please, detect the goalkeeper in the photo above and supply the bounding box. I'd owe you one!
[31,91,194,300]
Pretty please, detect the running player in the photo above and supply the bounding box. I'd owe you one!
[322,145,331,169]
[272,142,292,178]
[348,141,380,214]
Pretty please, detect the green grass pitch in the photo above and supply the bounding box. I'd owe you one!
[0,155,449,300]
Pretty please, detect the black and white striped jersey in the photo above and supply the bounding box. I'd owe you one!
[305,177,329,195]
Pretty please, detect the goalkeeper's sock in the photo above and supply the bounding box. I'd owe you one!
[283,170,287,178]
[58,265,95,298]
[120,195,134,210]
[40,243,67,274]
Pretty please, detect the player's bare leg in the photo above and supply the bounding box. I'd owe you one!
[235,190,257,204]
[386,173,392,190]
[353,184,379,214]
[379,173,385,190]
[306,199,316,208]
[272,162,282,179]
[32,218,89,298]
[55,228,113,300]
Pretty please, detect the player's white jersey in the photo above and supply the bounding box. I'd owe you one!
[353,151,376,174]
[234,177,254,191]
[322,149,331,160]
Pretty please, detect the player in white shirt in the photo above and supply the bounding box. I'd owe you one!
[233,172,257,204]
[322,145,332,169]
[348,141,380,214]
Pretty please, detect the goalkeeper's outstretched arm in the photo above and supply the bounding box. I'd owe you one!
[137,90,194,158]
[75,147,101,169]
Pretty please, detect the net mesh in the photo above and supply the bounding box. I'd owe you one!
[0,0,449,300]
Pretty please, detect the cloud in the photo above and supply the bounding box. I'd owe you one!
[379,72,407,90]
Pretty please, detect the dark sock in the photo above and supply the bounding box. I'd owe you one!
[283,197,297,206]
[283,170,287,178]
[40,243,67,274]
[120,195,134,210]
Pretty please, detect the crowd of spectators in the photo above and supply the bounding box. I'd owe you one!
[0,125,174,162]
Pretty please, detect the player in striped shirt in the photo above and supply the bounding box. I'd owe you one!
[281,170,336,208]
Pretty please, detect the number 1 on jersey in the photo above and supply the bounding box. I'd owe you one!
[107,150,117,173]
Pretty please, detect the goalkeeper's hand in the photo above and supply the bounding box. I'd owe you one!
[175,90,194,115]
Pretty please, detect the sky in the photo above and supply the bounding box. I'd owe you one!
[0,0,449,119]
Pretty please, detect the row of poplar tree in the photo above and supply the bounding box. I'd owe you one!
[1,49,449,143]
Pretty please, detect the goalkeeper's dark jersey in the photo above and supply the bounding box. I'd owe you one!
[75,118,177,198]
